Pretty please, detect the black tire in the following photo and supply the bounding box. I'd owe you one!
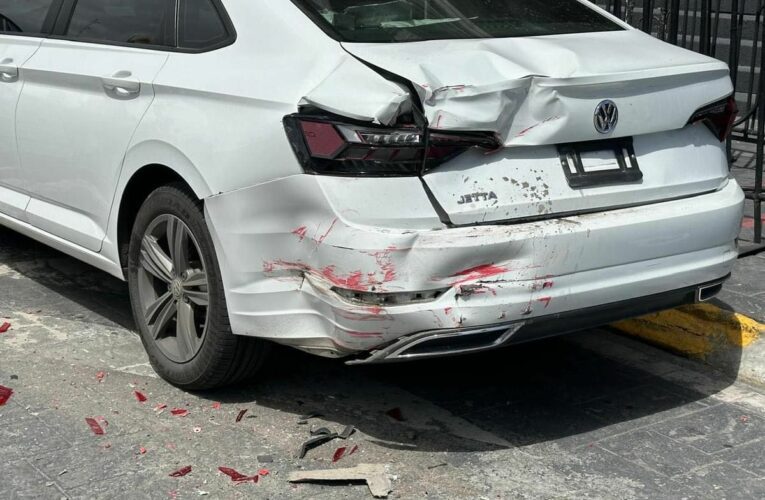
[127,183,269,390]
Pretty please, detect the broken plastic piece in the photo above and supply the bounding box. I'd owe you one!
[258,469,269,476]
[350,445,359,455]
[0,322,10,333]
[95,371,106,382]
[85,417,105,435]
[385,408,405,422]
[298,433,338,459]
[171,408,189,417]
[332,447,347,463]
[0,385,13,406]
[218,467,259,483]
[289,464,391,498]
[211,402,221,410]
[139,447,147,455]
[169,466,192,478]
[236,409,247,422]
[134,390,148,403]
[339,425,355,440]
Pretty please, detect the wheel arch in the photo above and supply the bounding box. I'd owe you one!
[114,140,215,272]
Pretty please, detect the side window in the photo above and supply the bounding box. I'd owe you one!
[179,0,230,50]
[64,0,174,47]
[0,0,56,35]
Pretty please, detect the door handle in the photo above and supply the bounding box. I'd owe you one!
[102,71,141,99]
[0,58,18,82]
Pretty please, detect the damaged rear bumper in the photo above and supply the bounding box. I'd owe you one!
[204,175,744,359]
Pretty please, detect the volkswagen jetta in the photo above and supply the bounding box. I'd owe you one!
[0,0,744,388]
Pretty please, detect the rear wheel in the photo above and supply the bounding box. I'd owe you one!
[127,183,268,389]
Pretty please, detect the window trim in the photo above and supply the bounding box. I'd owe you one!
[45,0,236,53]
[0,0,64,38]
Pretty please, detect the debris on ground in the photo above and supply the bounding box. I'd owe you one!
[211,402,221,410]
[218,467,259,484]
[333,447,347,463]
[0,322,10,333]
[85,417,105,435]
[298,425,355,459]
[134,390,148,403]
[236,409,248,422]
[169,466,193,478]
[288,464,392,498]
[154,403,167,414]
[257,455,273,463]
[139,447,147,455]
[95,371,107,382]
[171,408,189,417]
[0,385,13,405]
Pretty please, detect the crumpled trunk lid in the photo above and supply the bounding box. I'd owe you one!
[339,29,734,224]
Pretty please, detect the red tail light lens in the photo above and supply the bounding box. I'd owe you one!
[284,114,498,176]
[688,95,738,142]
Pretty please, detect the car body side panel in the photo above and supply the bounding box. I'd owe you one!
[14,40,168,252]
[132,1,386,196]
[0,35,42,221]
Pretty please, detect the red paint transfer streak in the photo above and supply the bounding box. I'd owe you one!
[292,226,309,241]
[317,218,339,245]
[444,307,453,315]
[543,281,554,290]
[321,266,365,290]
[451,264,509,285]
[538,296,552,308]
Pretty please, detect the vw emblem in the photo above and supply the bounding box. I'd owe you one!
[594,100,619,134]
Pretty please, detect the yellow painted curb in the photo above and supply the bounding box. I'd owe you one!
[613,303,764,359]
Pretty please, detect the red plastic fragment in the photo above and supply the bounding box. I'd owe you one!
[0,322,10,333]
[171,408,189,417]
[258,469,270,477]
[134,390,148,403]
[169,466,192,478]
[0,385,13,406]
[219,467,259,483]
[139,447,147,455]
[95,371,107,382]
[332,446,347,463]
[385,407,405,421]
[236,409,248,422]
[349,444,359,455]
[85,417,105,435]
[211,402,221,410]
[155,403,167,411]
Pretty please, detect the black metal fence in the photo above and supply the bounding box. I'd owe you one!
[592,0,765,245]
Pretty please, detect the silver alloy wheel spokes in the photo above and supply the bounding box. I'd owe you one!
[137,215,209,363]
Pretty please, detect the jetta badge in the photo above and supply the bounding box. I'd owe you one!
[594,100,619,134]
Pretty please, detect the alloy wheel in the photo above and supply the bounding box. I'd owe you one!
[136,214,209,363]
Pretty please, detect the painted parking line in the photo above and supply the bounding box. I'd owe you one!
[613,303,764,358]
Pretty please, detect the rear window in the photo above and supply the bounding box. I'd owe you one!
[294,0,621,43]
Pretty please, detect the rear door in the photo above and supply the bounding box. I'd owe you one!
[0,0,59,220]
[12,0,172,251]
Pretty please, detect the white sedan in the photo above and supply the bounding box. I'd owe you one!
[0,0,743,388]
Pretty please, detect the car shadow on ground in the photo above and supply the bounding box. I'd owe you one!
[0,227,742,454]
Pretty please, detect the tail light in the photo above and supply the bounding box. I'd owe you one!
[283,114,498,176]
[687,95,738,142]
